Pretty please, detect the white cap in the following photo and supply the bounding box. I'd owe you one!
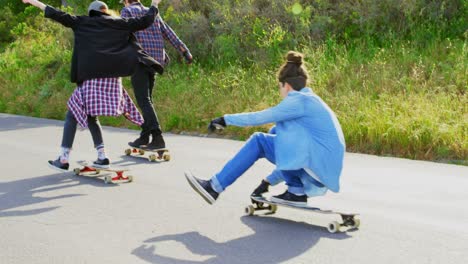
[88,1,108,14]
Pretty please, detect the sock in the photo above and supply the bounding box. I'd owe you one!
[59,147,71,163]
[96,144,107,160]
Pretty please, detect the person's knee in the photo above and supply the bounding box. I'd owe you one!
[248,132,270,155]
[134,93,152,106]
[87,115,99,124]
[250,132,268,141]
[250,132,272,146]
[134,91,147,101]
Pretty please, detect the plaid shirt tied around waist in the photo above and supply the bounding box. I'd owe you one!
[67,78,144,128]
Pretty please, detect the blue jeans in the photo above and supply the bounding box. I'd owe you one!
[210,132,309,195]
[61,111,103,148]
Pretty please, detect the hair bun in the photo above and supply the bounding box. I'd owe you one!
[286,51,303,65]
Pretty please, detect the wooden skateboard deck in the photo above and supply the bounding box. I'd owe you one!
[246,196,360,233]
[124,145,171,162]
[73,160,133,184]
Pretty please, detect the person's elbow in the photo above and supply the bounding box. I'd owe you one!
[148,6,159,17]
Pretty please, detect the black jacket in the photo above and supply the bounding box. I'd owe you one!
[44,6,163,84]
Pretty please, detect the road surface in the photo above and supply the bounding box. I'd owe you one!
[0,113,467,263]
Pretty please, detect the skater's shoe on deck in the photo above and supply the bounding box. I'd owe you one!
[48,158,69,172]
[92,158,110,169]
[250,179,270,198]
[128,135,150,148]
[143,134,166,150]
[271,191,307,206]
[184,171,219,204]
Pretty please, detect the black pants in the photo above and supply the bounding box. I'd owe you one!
[61,111,103,148]
[131,63,162,138]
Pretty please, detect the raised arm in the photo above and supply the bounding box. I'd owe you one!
[22,0,46,10]
[23,0,79,28]
[160,19,192,63]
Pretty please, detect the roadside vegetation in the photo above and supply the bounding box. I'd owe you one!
[0,0,466,164]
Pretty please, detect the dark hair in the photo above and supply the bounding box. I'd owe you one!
[126,0,140,4]
[277,51,309,91]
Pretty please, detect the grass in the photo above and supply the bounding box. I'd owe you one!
[150,38,467,164]
[0,13,466,165]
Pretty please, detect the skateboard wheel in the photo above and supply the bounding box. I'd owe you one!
[148,154,157,162]
[269,204,278,214]
[245,205,255,216]
[352,218,361,229]
[163,154,171,161]
[95,169,101,174]
[327,221,341,233]
[73,168,81,175]
[127,175,133,182]
[139,149,145,155]
[124,148,131,155]
[104,176,112,184]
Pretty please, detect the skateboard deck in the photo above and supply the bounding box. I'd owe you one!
[246,196,360,233]
[73,160,133,184]
[124,145,171,162]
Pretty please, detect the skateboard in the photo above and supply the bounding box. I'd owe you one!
[246,196,360,233]
[73,160,133,184]
[124,145,171,162]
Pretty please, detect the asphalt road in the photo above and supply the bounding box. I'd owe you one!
[0,113,467,264]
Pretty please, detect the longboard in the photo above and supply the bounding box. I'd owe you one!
[73,160,133,184]
[247,196,360,233]
[124,145,170,162]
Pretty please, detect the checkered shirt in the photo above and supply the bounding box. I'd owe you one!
[121,2,188,66]
[67,78,144,128]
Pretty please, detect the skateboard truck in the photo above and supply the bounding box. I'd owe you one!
[124,147,171,162]
[247,198,278,215]
[73,161,133,184]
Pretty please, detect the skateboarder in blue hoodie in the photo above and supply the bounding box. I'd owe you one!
[185,51,346,206]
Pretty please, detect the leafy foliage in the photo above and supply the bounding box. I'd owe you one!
[0,0,466,163]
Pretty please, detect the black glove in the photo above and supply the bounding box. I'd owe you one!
[208,117,226,133]
[183,50,193,64]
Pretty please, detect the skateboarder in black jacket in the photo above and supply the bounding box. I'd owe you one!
[22,0,163,171]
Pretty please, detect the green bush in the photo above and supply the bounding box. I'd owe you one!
[0,0,466,164]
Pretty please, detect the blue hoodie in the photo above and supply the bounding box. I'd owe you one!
[224,87,345,192]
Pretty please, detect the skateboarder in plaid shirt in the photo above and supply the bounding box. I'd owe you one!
[121,0,193,150]
[185,51,346,206]
[22,0,164,171]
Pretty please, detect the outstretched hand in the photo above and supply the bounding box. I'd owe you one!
[183,50,193,64]
[208,117,226,133]
[22,0,46,10]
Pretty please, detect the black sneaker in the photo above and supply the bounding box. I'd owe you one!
[250,180,270,197]
[184,171,219,204]
[48,158,69,172]
[271,190,307,206]
[144,134,166,150]
[93,158,110,169]
[128,136,150,148]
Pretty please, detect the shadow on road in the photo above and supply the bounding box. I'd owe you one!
[0,172,115,218]
[132,215,351,264]
[112,156,156,167]
[0,114,61,132]
[112,155,169,167]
